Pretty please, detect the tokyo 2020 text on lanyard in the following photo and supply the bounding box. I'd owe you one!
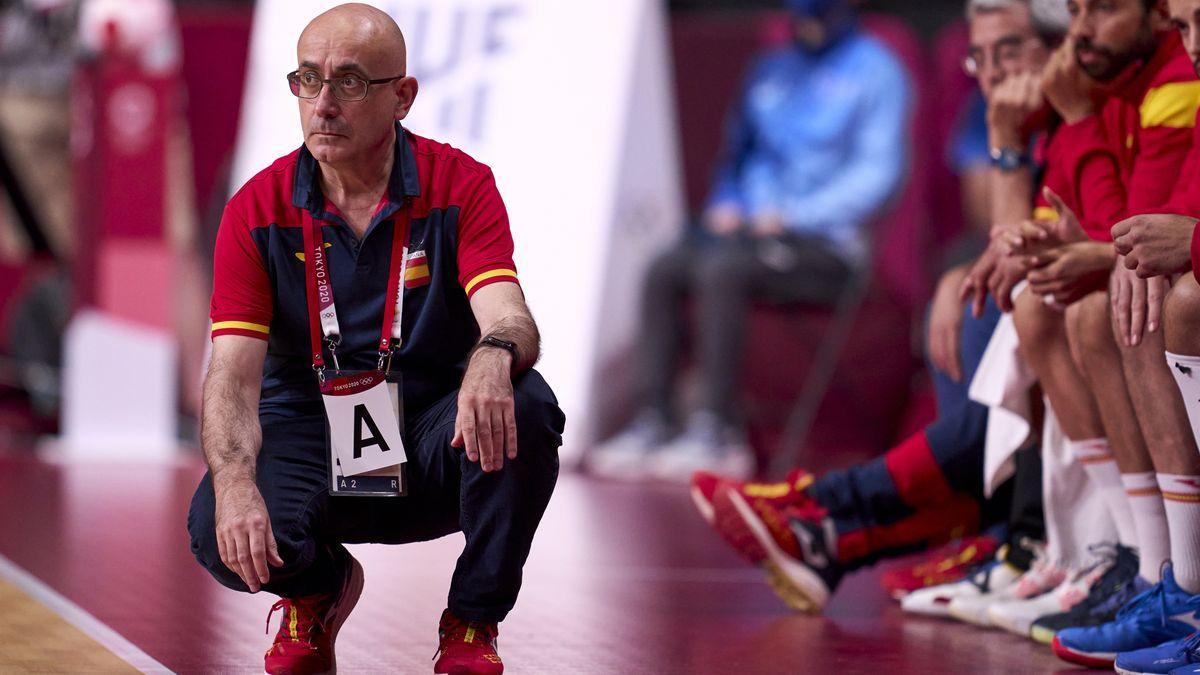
[300,205,410,382]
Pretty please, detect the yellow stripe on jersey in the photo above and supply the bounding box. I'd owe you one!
[212,320,270,334]
[1033,206,1058,222]
[1140,81,1200,129]
[464,268,517,295]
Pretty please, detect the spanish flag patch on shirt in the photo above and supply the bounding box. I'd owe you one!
[405,249,430,288]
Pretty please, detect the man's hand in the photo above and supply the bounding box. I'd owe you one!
[1110,257,1168,347]
[703,204,744,237]
[214,477,283,593]
[1112,213,1198,278]
[1027,241,1115,305]
[987,253,1034,313]
[960,245,1002,317]
[452,347,517,472]
[1041,38,1099,125]
[987,70,1044,149]
[929,265,969,382]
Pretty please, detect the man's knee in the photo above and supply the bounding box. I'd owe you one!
[1064,290,1114,368]
[693,246,751,292]
[511,371,564,479]
[1165,274,1200,352]
[1013,288,1064,358]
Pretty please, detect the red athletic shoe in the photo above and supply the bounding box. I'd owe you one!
[879,535,999,600]
[264,554,364,675]
[710,484,843,613]
[433,609,504,675]
[690,468,816,524]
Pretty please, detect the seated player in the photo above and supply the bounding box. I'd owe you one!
[688,0,1080,616]
[589,0,911,480]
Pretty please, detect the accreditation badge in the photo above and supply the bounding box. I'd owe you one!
[320,370,407,497]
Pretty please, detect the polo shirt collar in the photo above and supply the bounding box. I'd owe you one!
[291,121,421,213]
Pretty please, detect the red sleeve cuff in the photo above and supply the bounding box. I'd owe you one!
[462,265,519,299]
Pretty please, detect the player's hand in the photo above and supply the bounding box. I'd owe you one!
[1041,38,1099,124]
[1110,257,1168,347]
[998,219,1057,256]
[1040,187,1090,244]
[960,245,1002,317]
[988,252,1034,313]
[452,347,517,472]
[1112,213,1198,278]
[213,477,284,593]
[1027,241,1114,305]
[987,70,1044,149]
[703,204,744,237]
[929,265,969,382]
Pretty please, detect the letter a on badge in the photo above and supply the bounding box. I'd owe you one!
[353,403,391,459]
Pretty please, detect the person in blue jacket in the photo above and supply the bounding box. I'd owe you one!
[591,0,912,479]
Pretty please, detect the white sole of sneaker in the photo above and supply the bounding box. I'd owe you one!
[690,485,715,525]
[725,491,830,613]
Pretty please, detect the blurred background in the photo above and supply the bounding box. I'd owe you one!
[0,0,984,474]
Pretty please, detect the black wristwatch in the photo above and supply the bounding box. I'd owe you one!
[989,146,1030,173]
[477,335,518,360]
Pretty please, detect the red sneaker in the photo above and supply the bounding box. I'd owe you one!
[710,485,843,613]
[264,554,364,675]
[690,468,816,524]
[879,535,999,600]
[434,609,503,675]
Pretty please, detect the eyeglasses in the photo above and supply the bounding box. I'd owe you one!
[287,69,405,102]
[962,36,1042,77]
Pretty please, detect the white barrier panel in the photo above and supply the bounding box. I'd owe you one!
[232,0,684,458]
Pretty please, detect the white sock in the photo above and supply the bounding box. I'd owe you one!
[1158,473,1200,594]
[1068,438,1137,547]
[1166,352,1200,444]
[1122,471,1170,582]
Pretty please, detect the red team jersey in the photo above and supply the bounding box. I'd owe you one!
[209,124,520,413]
[1043,32,1200,240]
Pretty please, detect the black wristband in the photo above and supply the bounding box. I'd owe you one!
[476,335,518,361]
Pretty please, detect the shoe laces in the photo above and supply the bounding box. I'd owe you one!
[1115,580,1168,626]
[433,612,498,659]
[265,596,328,645]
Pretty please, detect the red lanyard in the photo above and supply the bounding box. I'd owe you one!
[301,206,410,380]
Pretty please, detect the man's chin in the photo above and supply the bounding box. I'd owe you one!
[306,137,352,162]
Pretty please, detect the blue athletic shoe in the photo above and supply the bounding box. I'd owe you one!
[1053,565,1200,669]
[1115,633,1200,675]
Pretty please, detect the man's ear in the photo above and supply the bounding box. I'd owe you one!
[394,76,419,120]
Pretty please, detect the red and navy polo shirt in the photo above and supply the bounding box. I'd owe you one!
[210,123,519,414]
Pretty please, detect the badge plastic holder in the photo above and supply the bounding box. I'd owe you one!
[324,369,407,497]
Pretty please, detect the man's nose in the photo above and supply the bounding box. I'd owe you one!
[313,84,341,118]
[1071,11,1096,40]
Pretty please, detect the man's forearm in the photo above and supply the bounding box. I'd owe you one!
[200,369,262,486]
[479,313,540,374]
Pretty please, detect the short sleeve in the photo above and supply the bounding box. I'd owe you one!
[210,201,273,340]
[456,168,519,298]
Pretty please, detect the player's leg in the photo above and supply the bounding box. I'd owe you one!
[1064,290,1161,577]
[588,237,697,476]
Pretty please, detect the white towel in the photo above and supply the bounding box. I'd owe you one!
[968,313,1036,497]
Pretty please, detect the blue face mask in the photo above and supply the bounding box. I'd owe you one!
[786,0,855,53]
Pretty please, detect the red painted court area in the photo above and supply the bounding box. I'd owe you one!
[0,453,1070,673]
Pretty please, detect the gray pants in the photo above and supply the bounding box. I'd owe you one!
[637,231,854,426]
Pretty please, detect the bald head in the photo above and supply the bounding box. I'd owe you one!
[294,3,418,170]
[299,3,406,75]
